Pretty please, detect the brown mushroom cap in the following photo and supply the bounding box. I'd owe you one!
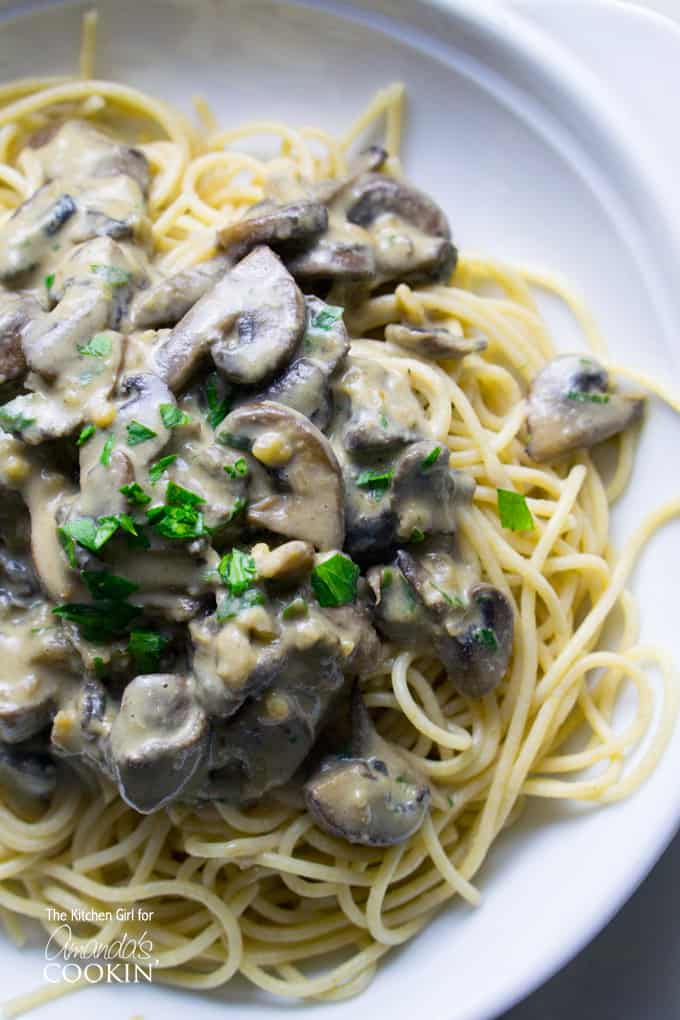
[155,246,305,390]
[110,673,209,813]
[385,322,487,360]
[304,690,430,846]
[219,400,345,551]
[527,354,645,462]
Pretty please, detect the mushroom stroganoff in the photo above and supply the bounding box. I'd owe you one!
[0,14,678,1012]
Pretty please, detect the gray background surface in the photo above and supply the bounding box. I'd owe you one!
[502,2,680,1017]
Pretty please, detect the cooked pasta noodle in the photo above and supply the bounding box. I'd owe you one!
[0,13,678,1014]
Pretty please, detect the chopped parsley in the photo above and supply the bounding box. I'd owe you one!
[472,626,499,651]
[356,467,394,500]
[53,600,141,643]
[58,513,140,558]
[224,457,248,479]
[381,567,394,589]
[120,482,151,506]
[128,629,170,672]
[44,273,55,292]
[311,553,360,607]
[421,446,442,469]
[205,372,230,429]
[218,548,257,595]
[100,434,115,466]
[0,407,35,434]
[165,481,204,508]
[566,390,610,404]
[77,333,112,359]
[77,423,96,446]
[160,404,191,429]
[216,587,265,622]
[497,488,534,533]
[82,569,139,601]
[282,597,308,620]
[409,527,425,543]
[126,420,157,446]
[90,264,131,287]
[149,454,177,483]
[310,304,344,331]
[93,656,108,680]
[146,503,205,541]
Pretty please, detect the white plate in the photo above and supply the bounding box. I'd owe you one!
[0,1,679,1018]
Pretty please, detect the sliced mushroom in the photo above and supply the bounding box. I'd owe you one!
[155,246,305,390]
[219,400,344,550]
[313,145,387,205]
[304,689,429,846]
[343,441,474,561]
[0,292,41,385]
[370,547,514,698]
[285,238,375,283]
[126,256,231,331]
[331,354,427,455]
[385,322,487,360]
[342,172,457,285]
[218,199,328,256]
[0,744,57,799]
[526,354,645,462]
[110,673,209,813]
[30,119,150,193]
[202,642,348,803]
[259,296,349,429]
[390,441,475,541]
[0,183,77,280]
[0,602,75,742]
[0,543,40,609]
[346,174,451,239]
[76,372,173,519]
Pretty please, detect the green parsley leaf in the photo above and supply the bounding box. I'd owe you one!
[472,626,499,650]
[356,467,394,500]
[147,503,205,540]
[149,454,177,484]
[166,481,204,508]
[77,334,112,359]
[53,599,141,643]
[58,528,78,569]
[566,390,610,404]
[282,597,308,620]
[218,548,257,595]
[76,424,96,446]
[90,264,131,287]
[82,569,139,601]
[120,482,151,506]
[44,273,55,291]
[311,553,359,608]
[205,372,230,429]
[100,434,115,466]
[311,305,343,331]
[128,629,169,672]
[381,567,393,589]
[216,587,264,622]
[421,446,442,469]
[224,457,248,479]
[0,407,35,434]
[410,527,425,543]
[497,488,535,533]
[160,404,191,429]
[126,420,157,446]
